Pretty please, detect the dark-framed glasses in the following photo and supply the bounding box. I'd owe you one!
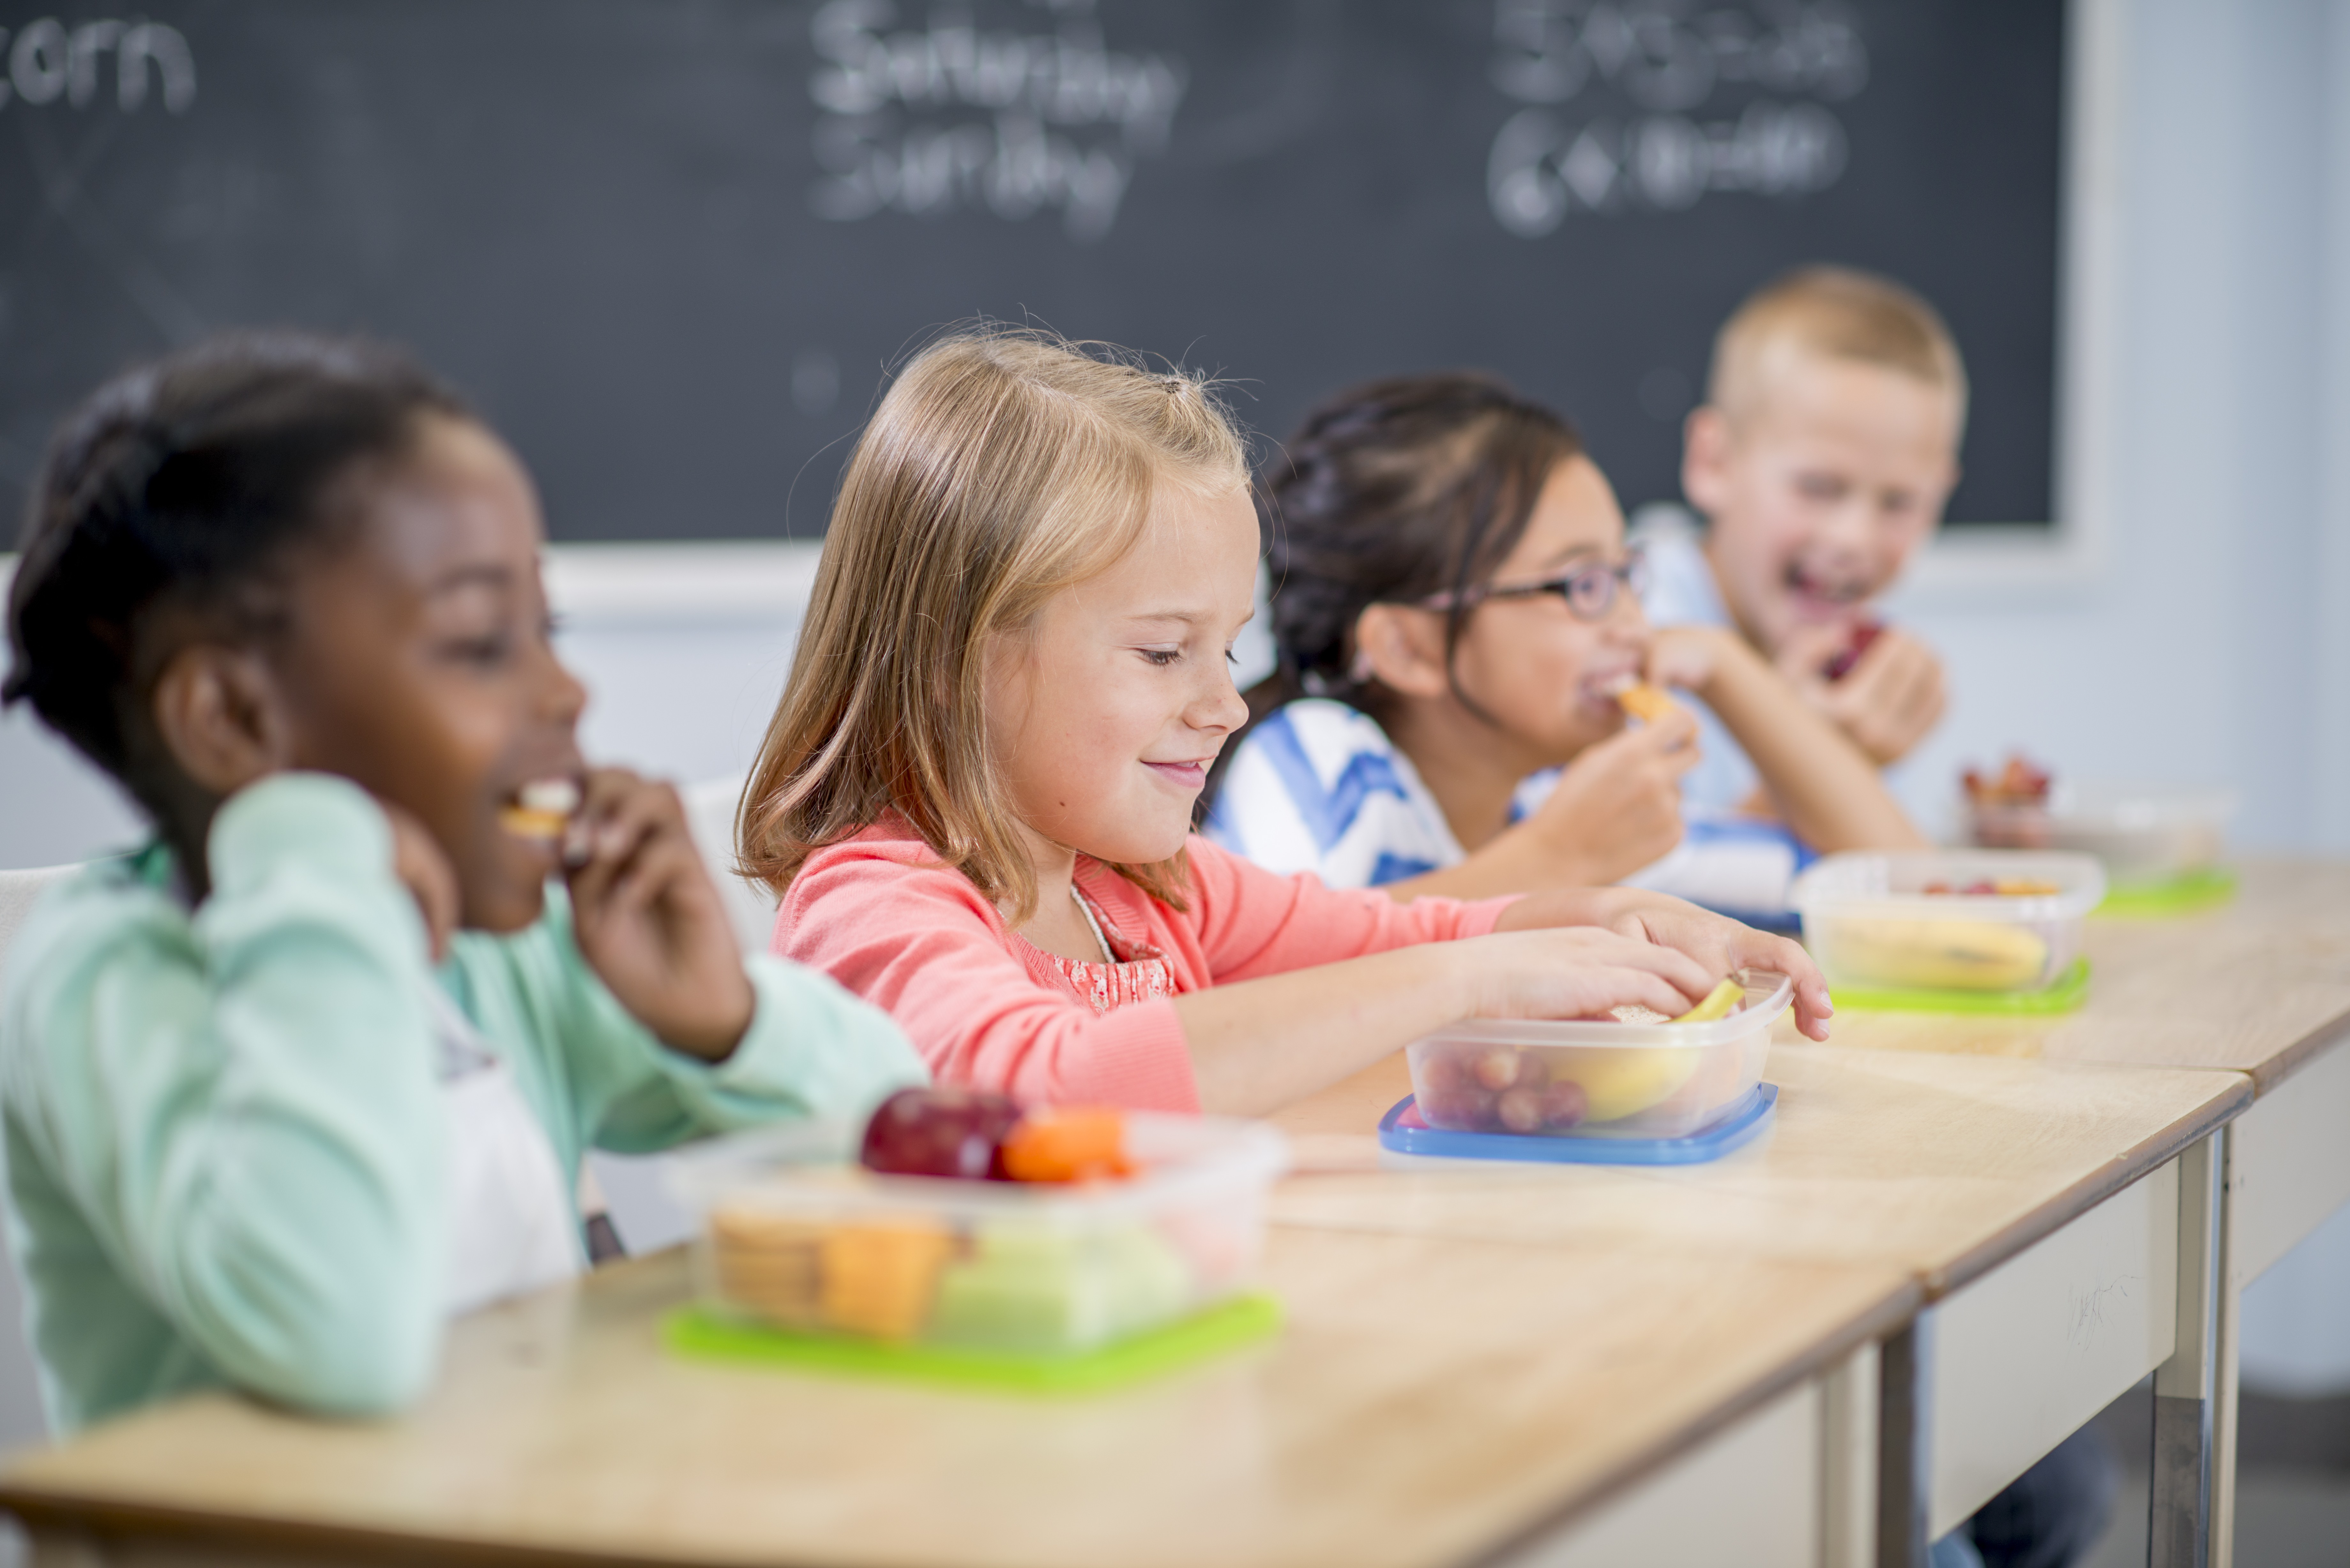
[1417,550,1647,623]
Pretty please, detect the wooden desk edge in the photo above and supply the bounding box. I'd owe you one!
[1922,1070,2252,1300]
[2248,1009,2350,1099]
[0,1272,1926,1568]
[0,1488,709,1568]
[1459,1275,1923,1565]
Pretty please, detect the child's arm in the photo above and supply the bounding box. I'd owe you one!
[1379,710,1701,901]
[537,771,925,1151]
[4,775,444,1420]
[1649,625,1929,853]
[1173,926,1717,1115]
[1179,842,1829,1114]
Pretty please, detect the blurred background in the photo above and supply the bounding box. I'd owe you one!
[0,1,2347,1551]
[2,0,2345,876]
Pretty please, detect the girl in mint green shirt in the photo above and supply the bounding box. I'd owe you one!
[0,333,924,1434]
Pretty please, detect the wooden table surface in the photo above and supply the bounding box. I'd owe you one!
[0,1233,1915,1568]
[1271,1039,2246,1298]
[1815,860,2350,1092]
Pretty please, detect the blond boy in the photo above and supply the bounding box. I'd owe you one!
[1640,266,1964,821]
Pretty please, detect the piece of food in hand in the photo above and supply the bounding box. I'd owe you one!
[497,777,580,841]
[1672,978,1744,1024]
[997,1108,1133,1184]
[1610,678,1681,724]
[1609,1004,1673,1025]
[1823,618,1885,682]
[859,1086,1027,1181]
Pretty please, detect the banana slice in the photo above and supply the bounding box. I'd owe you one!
[1672,978,1744,1023]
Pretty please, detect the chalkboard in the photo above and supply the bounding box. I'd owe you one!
[0,0,2064,542]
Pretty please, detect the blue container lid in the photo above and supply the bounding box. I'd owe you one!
[1377,1083,1778,1166]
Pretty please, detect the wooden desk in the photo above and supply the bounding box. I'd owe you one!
[1795,859,2350,1566]
[0,1233,1916,1568]
[1272,1040,2248,1564]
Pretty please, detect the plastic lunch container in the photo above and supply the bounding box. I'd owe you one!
[1403,969,1794,1142]
[1964,783,2235,888]
[1793,851,2106,994]
[664,1113,1288,1356]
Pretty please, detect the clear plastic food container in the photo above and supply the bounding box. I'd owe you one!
[1404,969,1793,1141]
[1793,851,2106,994]
[1965,783,2234,887]
[664,1113,1287,1355]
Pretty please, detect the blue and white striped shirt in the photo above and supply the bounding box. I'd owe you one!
[1204,698,1809,923]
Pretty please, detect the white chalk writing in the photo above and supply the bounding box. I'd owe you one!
[0,17,195,113]
[807,0,1186,244]
[1486,0,1860,234]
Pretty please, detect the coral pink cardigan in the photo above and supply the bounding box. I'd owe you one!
[772,817,1512,1111]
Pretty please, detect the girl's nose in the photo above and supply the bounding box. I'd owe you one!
[1197,664,1250,733]
[535,641,589,729]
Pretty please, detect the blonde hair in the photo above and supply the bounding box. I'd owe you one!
[1708,265,1968,431]
[739,326,1251,922]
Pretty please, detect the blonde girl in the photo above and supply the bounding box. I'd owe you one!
[742,329,1828,1116]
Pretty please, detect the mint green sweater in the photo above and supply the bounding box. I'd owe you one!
[0,774,924,1435]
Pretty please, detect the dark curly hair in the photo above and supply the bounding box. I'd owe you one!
[1203,372,1585,811]
[4,331,466,835]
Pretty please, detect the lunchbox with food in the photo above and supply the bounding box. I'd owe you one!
[1793,851,2105,995]
[1403,969,1793,1142]
[1966,780,2233,891]
[665,1096,1287,1356]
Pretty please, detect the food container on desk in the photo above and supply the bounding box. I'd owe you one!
[664,1113,1288,1355]
[1965,783,2234,889]
[1404,969,1793,1142]
[1793,851,2105,994]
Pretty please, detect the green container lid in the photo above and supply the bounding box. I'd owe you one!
[2093,867,2237,919]
[664,1291,1282,1396]
[1831,955,2091,1016]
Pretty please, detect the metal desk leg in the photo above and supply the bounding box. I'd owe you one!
[2149,1133,2221,1568]
[1823,1342,1880,1568]
[1877,1314,1932,1568]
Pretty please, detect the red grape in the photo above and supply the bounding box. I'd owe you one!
[859,1087,1025,1180]
[1824,619,1885,682]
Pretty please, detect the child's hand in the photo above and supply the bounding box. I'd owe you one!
[1459,926,1721,1024]
[1524,706,1699,884]
[564,768,754,1061]
[1600,891,1833,1040]
[1778,623,1947,767]
[1645,623,1732,695]
[380,799,459,962]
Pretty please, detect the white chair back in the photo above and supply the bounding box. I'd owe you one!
[0,865,77,1451]
[681,776,777,957]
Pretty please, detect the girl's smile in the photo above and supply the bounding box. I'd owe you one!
[984,483,1256,873]
[1142,757,1213,791]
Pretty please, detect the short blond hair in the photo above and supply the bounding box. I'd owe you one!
[739,326,1250,921]
[1708,266,1968,430]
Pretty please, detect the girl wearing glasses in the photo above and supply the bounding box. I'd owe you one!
[1204,374,1921,917]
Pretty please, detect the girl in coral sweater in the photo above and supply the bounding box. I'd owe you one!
[742,328,1830,1116]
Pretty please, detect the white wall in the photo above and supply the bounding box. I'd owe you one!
[3,0,2346,869]
[1882,0,2350,852]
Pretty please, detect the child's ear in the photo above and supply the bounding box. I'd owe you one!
[1681,405,1734,514]
[1352,604,1451,701]
[150,645,297,798]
